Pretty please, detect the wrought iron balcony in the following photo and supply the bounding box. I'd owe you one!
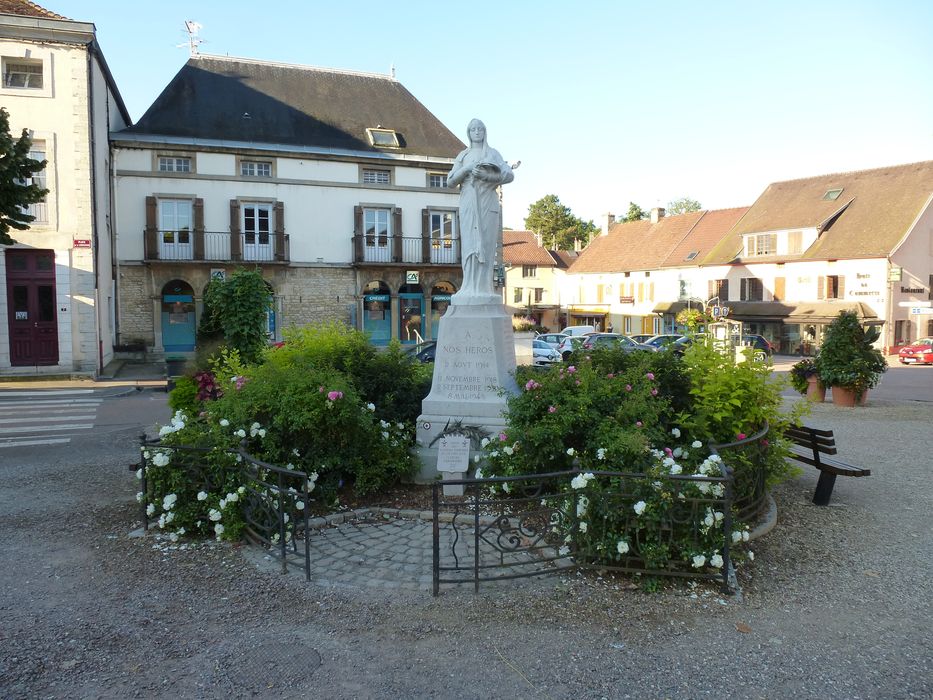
[143,229,289,263]
[352,235,460,265]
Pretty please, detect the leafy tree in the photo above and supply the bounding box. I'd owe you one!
[198,268,272,362]
[0,107,48,245]
[666,197,702,216]
[524,194,598,249]
[621,202,647,223]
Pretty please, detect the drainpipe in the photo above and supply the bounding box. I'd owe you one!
[86,45,103,375]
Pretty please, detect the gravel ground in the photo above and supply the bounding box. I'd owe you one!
[1,399,931,699]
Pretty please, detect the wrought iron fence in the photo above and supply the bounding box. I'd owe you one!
[433,427,770,595]
[137,435,311,581]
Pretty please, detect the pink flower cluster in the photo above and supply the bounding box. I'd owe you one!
[525,379,541,391]
[327,390,344,401]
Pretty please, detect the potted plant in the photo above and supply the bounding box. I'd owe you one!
[789,357,825,402]
[817,311,887,407]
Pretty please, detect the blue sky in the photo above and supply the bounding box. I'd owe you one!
[51,0,933,229]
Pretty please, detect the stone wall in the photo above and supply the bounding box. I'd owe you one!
[117,265,154,345]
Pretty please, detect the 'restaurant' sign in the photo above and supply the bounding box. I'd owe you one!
[73,239,91,248]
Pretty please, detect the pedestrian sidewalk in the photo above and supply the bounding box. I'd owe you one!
[0,358,168,392]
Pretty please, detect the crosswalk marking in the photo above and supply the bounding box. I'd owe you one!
[0,438,72,449]
[0,391,105,448]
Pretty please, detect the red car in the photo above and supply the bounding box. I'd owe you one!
[898,337,933,365]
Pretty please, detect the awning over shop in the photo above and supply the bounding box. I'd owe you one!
[651,300,880,324]
[568,305,610,314]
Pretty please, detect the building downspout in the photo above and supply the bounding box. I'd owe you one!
[85,45,103,375]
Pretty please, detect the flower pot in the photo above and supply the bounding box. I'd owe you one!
[830,386,858,407]
[805,376,826,403]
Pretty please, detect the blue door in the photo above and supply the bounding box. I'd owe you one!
[363,294,391,346]
[431,294,451,339]
[399,293,425,345]
[162,293,196,351]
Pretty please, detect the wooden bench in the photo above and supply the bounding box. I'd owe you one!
[785,425,870,505]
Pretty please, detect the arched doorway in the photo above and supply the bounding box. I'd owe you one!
[161,279,196,352]
[362,280,391,345]
[399,283,425,345]
[430,281,456,339]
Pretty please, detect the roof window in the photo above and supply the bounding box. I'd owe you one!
[366,128,400,148]
[822,188,844,201]
[684,251,699,261]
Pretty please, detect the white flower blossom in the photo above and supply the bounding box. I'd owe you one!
[503,446,513,456]
[292,448,300,457]
[732,531,743,544]
[238,486,246,495]
[474,468,484,479]
[558,545,570,556]
[136,491,144,503]
[146,503,155,517]
[235,429,246,438]
[711,484,724,497]
[566,447,575,456]
[176,528,185,536]
[710,554,724,568]
[596,448,606,461]
[570,473,595,490]
[671,428,681,438]
[396,423,404,430]
[169,532,179,543]
[670,463,682,475]
[576,496,589,517]
[226,492,238,503]
[135,469,143,480]
[366,403,376,412]
[672,447,683,458]
[220,419,230,427]
[480,437,490,448]
[709,454,722,463]
[663,457,676,467]
[157,514,166,529]
[219,498,227,509]
[152,452,170,467]
[162,493,177,510]
[616,540,629,555]
[742,531,750,542]
[295,500,305,510]
[696,481,711,494]
[692,554,707,569]
[578,521,588,533]
[208,508,222,522]
[748,551,755,560]
[197,491,208,501]
[474,455,481,463]
[692,440,702,449]
[214,523,224,537]
[633,500,647,516]
[164,511,175,524]
[309,472,319,482]
[258,429,266,438]
[381,431,389,440]
[704,512,715,528]
[502,481,511,493]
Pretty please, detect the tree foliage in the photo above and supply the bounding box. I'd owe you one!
[666,197,703,216]
[524,194,598,250]
[198,269,272,362]
[621,202,647,222]
[0,107,48,245]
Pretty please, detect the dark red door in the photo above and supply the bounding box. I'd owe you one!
[6,249,59,366]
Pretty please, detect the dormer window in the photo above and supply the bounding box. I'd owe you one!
[366,128,400,148]
[746,233,777,256]
[823,188,844,201]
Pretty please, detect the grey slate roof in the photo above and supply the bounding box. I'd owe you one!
[122,55,464,159]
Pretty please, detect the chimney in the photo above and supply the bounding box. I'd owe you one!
[650,207,665,224]
[601,212,615,236]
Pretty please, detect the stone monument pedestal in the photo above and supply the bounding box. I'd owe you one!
[415,303,519,484]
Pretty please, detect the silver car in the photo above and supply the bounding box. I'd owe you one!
[532,339,561,365]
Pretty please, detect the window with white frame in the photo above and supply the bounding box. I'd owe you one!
[158,156,192,173]
[513,287,523,303]
[158,199,193,259]
[3,58,43,89]
[534,288,544,303]
[364,208,391,248]
[366,128,400,148]
[522,265,537,278]
[242,202,273,260]
[429,211,456,248]
[20,141,48,223]
[240,160,272,177]
[428,173,448,188]
[362,168,390,185]
[746,233,777,256]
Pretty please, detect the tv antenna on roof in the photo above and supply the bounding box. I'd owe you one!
[179,20,204,57]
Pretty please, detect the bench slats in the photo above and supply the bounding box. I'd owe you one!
[786,445,870,477]
[784,424,870,505]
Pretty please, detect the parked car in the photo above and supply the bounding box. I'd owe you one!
[898,337,933,365]
[560,324,596,337]
[412,341,437,363]
[557,335,589,360]
[742,334,774,361]
[532,339,561,365]
[644,334,685,350]
[629,334,655,344]
[581,333,653,353]
[535,332,569,350]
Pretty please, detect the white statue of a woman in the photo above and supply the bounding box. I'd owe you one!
[447,119,514,305]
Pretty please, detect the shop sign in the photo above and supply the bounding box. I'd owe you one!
[888,265,903,282]
[898,301,931,307]
[619,296,635,304]
[210,269,226,281]
[73,239,91,248]
[364,294,390,302]
[406,270,420,284]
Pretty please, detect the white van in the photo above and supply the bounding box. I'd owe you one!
[560,325,596,337]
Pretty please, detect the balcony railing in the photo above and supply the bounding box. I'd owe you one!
[144,229,289,263]
[352,235,460,265]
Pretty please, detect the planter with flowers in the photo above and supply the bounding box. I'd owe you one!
[816,311,886,407]
[790,357,825,402]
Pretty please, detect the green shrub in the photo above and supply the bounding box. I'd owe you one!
[167,376,199,415]
[817,311,886,397]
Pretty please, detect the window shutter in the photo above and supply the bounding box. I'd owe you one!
[740,278,747,301]
[193,198,205,260]
[721,279,729,301]
[836,275,845,299]
[353,206,363,262]
[273,201,285,261]
[392,207,403,263]
[773,276,785,302]
[144,196,158,259]
[649,282,654,301]
[817,276,825,300]
[421,208,431,263]
[230,199,242,261]
[708,280,716,299]
[929,274,933,301]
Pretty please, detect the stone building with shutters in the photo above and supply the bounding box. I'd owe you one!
[0,1,130,376]
[112,54,463,354]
